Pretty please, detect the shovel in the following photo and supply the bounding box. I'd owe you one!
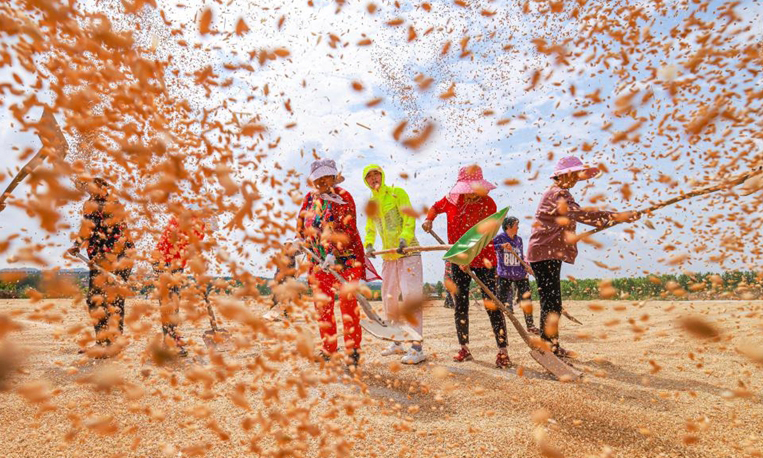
[443,207,582,381]
[201,287,233,352]
[299,244,422,342]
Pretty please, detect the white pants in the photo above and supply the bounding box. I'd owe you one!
[381,255,424,340]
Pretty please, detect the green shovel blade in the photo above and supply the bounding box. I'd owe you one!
[443,207,509,266]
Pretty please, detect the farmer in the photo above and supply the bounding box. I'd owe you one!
[493,216,540,335]
[422,165,512,369]
[154,203,216,356]
[297,159,365,367]
[68,177,134,356]
[527,156,638,358]
[363,164,426,365]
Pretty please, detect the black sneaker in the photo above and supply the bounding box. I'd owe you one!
[349,349,360,367]
[315,350,331,362]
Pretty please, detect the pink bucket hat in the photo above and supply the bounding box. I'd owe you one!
[551,156,601,180]
[447,165,496,204]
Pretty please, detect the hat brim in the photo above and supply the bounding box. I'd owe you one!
[551,166,601,180]
[308,166,339,182]
[449,180,497,195]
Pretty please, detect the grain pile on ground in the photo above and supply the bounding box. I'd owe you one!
[1,298,761,457]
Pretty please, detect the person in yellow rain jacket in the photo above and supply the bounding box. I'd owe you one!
[363,164,426,365]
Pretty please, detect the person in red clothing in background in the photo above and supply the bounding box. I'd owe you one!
[297,159,365,367]
[422,165,512,369]
[153,203,216,356]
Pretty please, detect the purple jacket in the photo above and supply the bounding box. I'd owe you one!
[493,232,528,280]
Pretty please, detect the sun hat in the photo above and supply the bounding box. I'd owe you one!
[551,156,601,180]
[308,159,340,182]
[447,165,496,204]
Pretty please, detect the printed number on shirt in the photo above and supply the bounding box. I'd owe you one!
[504,251,520,266]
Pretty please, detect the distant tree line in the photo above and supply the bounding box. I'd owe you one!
[2,270,760,301]
[422,271,763,302]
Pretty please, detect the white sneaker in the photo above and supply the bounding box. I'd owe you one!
[401,348,426,365]
[381,342,405,356]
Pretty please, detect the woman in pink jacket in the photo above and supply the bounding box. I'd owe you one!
[527,156,638,358]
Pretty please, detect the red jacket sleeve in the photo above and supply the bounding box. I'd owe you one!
[425,196,449,221]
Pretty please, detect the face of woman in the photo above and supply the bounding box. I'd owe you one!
[556,173,579,189]
[365,170,382,191]
[313,175,336,194]
[463,193,480,203]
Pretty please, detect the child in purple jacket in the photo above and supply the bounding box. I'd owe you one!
[493,216,540,335]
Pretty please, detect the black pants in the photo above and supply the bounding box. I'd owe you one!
[87,267,131,345]
[529,259,563,345]
[497,277,535,328]
[451,266,507,348]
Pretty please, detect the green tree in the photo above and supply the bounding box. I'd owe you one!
[434,281,444,298]
[422,282,432,298]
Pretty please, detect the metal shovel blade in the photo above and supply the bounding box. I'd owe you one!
[202,328,233,352]
[530,349,582,381]
[360,319,422,342]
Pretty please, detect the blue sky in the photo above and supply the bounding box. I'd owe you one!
[1,0,762,283]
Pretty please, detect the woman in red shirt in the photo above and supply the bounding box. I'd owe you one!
[154,207,212,356]
[423,165,511,369]
[297,159,365,367]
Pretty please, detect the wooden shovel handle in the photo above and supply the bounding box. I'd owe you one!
[370,244,452,256]
[500,243,581,324]
[426,229,447,245]
[502,242,534,274]
[578,166,763,239]
[464,267,534,348]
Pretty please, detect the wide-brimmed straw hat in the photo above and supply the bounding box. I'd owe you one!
[551,156,601,180]
[447,165,496,204]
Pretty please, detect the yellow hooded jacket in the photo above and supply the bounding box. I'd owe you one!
[363,164,419,261]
